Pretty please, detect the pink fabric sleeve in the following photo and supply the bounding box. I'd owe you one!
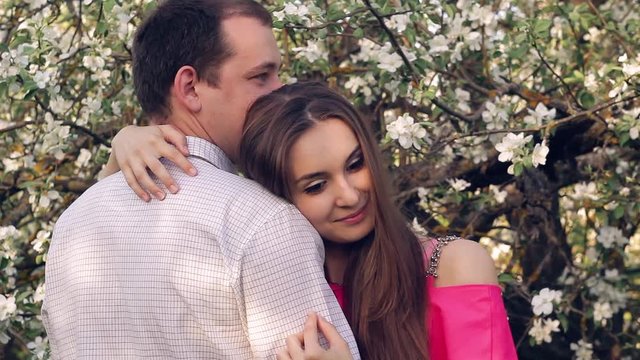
[423,238,518,359]
[427,281,518,360]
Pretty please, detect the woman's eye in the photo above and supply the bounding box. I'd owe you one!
[347,156,364,171]
[252,73,269,82]
[304,181,325,194]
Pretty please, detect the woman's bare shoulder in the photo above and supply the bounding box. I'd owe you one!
[434,238,499,287]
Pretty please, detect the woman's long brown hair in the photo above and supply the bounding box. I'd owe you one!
[238,82,428,359]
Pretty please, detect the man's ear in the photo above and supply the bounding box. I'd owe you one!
[172,65,202,113]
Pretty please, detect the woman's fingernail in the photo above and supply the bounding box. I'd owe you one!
[169,185,179,194]
[155,191,165,200]
[188,167,197,176]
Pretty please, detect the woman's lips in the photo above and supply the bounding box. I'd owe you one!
[335,200,368,225]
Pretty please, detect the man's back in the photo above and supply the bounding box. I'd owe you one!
[43,138,358,359]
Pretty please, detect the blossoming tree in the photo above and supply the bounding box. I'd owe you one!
[1,0,639,359]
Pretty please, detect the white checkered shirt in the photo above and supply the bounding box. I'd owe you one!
[43,137,360,359]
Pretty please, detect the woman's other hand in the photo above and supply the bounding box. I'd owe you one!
[276,312,353,360]
[102,124,196,202]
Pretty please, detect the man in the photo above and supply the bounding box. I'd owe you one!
[42,0,359,358]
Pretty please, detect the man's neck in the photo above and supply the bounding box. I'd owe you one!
[164,114,212,142]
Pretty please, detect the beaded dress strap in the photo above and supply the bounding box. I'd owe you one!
[425,235,460,278]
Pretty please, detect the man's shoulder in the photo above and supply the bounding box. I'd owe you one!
[177,160,289,208]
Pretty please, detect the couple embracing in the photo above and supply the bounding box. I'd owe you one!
[43,0,518,359]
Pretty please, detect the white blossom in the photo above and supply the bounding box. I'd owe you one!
[411,218,428,236]
[455,88,471,113]
[528,317,560,344]
[49,95,72,114]
[604,269,620,281]
[385,14,411,33]
[446,16,470,41]
[112,5,133,40]
[495,133,532,163]
[82,96,102,113]
[82,55,105,72]
[482,99,510,130]
[428,35,450,55]
[584,73,599,93]
[593,301,613,323]
[36,190,60,210]
[531,288,562,316]
[531,140,549,167]
[622,62,640,78]
[0,225,19,240]
[274,1,310,22]
[75,148,93,168]
[630,125,639,140]
[583,27,603,42]
[27,336,48,359]
[466,31,482,51]
[572,182,599,201]
[524,103,556,126]
[0,295,17,321]
[27,0,47,10]
[447,178,471,192]
[32,230,50,253]
[377,48,404,72]
[571,339,594,360]
[33,69,52,89]
[386,113,427,150]
[597,226,628,249]
[345,74,375,104]
[33,283,45,303]
[490,185,508,204]
[292,40,327,63]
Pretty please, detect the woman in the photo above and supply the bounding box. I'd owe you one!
[103,82,517,359]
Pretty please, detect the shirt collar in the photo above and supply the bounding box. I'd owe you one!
[186,136,236,174]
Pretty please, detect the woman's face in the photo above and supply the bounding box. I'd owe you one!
[289,118,375,244]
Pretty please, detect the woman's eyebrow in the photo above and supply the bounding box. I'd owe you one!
[295,171,327,184]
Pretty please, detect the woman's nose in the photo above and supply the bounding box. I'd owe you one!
[335,177,359,208]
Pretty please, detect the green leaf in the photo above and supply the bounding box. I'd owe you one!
[619,132,630,146]
[513,163,524,176]
[579,91,595,109]
[95,21,108,37]
[16,290,30,303]
[0,81,8,97]
[613,206,625,220]
[23,79,39,93]
[443,3,456,19]
[317,29,328,40]
[103,0,117,13]
[17,180,45,190]
[498,273,516,284]
[534,19,552,38]
[424,86,437,100]
[353,28,364,39]
[326,5,344,21]
[510,45,528,59]
[557,313,569,332]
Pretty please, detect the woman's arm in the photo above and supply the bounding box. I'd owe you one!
[276,312,353,360]
[434,239,499,287]
[100,124,197,201]
[427,239,518,359]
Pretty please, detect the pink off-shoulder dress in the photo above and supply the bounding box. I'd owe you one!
[329,237,518,360]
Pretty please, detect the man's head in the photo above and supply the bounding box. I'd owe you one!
[133,0,282,160]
